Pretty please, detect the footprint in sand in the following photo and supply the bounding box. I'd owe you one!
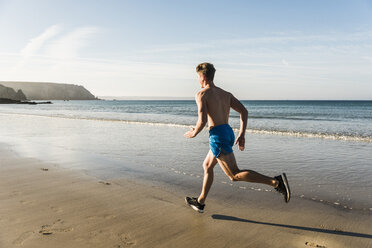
[305,242,327,248]
[39,224,54,235]
[39,219,73,236]
[88,230,114,243]
[39,225,73,235]
[13,231,35,246]
[87,230,135,247]
[119,233,136,246]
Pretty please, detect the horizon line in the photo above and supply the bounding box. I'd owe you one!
[98,96,372,101]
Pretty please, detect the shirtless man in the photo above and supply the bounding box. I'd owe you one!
[184,62,290,213]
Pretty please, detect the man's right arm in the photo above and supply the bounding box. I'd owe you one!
[184,91,207,138]
[230,94,248,151]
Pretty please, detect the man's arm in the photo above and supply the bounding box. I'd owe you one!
[184,92,207,138]
[230,94,248,150]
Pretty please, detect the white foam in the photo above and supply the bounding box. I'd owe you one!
[234,128,372,143]
[1,112,371,143]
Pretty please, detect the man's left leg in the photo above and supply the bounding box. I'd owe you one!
[185,150,217,213]
[198,150,218,204]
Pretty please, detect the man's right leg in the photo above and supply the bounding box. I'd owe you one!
[217,152,277,187]
[217,152,291,202]
[197,150,218,204]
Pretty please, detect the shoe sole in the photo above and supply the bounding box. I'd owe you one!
[185,197,204,213]
[282,173,291,203]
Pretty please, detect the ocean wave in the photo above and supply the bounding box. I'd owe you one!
[1,112,371,143]
[243,129,372,143]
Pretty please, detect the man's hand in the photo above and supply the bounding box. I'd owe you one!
[184,127,195,138]
[235,135,245,151]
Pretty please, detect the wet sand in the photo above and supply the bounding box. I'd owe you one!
[1,147,371,248]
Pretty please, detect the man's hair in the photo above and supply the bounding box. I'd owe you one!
[196,62,216,81]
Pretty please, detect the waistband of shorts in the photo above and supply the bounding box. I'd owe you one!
[209,124,231,133]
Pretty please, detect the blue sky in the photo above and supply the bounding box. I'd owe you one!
[0,0,371,99]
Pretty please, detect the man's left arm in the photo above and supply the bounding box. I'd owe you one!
[184,92,207,138]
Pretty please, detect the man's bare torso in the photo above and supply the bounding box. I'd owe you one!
[199,86,232,129]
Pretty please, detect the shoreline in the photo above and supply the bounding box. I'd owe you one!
[1,146,372,247]
[0,111,371,144]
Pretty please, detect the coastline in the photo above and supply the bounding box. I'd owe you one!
[1,146,372,248]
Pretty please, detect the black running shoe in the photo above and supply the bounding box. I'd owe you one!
[274,173,291,203]
[185,196,205,213]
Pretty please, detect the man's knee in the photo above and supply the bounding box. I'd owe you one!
[228,174,239,181]
[228,171,243,181]
[203,162,214,173]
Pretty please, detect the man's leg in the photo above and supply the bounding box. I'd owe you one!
[197,150,218,204]
[217,152,278,187]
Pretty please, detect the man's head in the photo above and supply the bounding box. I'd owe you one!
[196,63,216,86]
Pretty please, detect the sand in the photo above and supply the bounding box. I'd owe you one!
[1,147,371,248]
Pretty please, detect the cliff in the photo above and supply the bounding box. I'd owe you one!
[0,84,27,101]
[0,81,96,100]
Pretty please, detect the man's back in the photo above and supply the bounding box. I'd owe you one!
[201,86,232,128]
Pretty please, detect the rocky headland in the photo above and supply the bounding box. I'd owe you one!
[0,84,27,101]
[0,81,97,101]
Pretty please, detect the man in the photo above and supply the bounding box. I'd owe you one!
[184,62,290,213]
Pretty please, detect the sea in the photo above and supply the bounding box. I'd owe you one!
[0,100,371,212]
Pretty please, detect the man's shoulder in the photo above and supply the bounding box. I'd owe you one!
[194,91,204,104]
[195,88,209,98]
[196,87,232,98]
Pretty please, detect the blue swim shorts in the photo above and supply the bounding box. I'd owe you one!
[209,124,235,158]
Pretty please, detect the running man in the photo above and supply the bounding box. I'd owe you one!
[184,62,290,213]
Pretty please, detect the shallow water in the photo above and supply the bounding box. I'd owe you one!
[0,108,371,212]
[1,100,371,142]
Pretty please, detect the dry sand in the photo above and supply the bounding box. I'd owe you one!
[1,147,371,248]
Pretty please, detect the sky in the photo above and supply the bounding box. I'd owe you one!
[0,0,371,100]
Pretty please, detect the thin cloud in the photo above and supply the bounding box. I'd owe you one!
[4,27,371,99]
[20,24,61,58]
[16,24,61,70]
[45,27,100,59]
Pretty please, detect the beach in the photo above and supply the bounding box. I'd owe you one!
[1,145,372,248]
[2,0,372,246]
[1,100,372,247]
